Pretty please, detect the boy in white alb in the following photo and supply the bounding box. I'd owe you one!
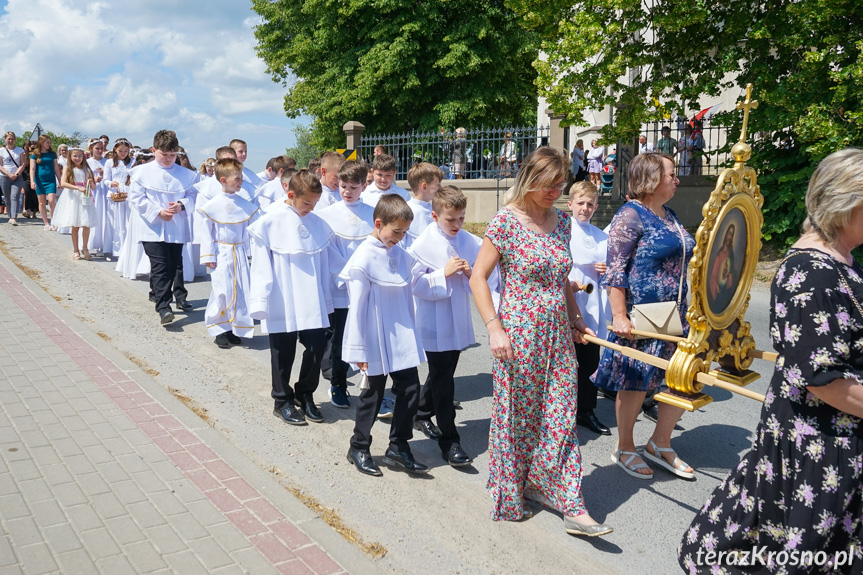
[314,151,345,211]
[196,158,260,348]
[360,153,410,207]
[248,170,333,426]
[230,138,265,192]
[567,181,612,436]
[401,162,442,250]
[256,157,295,211]
[408,186,480,467]
[315,161,375,409]
[128,130,198,326]
[194,146,258,205]
[341,195,428,477]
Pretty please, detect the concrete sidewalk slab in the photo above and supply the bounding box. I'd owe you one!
[0,247,380,574]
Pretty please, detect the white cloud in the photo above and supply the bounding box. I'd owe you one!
[0,0,305,168]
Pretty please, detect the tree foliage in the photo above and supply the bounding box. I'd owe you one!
[284,124,319,168]
[509,0,863,248]
[252,0,540,149]
[15,130,85,149]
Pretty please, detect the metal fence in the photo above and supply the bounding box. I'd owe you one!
[639,119,732,175]
[357,125,551,180]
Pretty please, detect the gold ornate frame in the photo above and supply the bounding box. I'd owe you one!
[657,85,765,411]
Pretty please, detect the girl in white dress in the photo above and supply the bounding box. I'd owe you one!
[103,139,133,259]
[54,147,97,260]
[86,139,110,254]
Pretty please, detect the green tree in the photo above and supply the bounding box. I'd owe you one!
[509,0,863,248]
[15,130,85,149]
[252,0,540,149]
[285,124,320,168]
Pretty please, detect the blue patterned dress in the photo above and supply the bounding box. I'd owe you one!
[594,200,695,392]
[485,208,586,521]
[679,249,863,574]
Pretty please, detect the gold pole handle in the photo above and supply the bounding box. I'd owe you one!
[582,333,765,403]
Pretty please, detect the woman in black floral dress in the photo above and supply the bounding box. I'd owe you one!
[679,149,863,574]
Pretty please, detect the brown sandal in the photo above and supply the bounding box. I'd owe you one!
[81,249,92,260]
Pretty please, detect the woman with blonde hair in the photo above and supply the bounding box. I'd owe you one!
[680,148,863,573]
[471,146,612,537]
[594,152,695,480]
[29,134,63,229]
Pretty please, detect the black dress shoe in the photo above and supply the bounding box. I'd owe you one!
[225,332,242,345]
[273,405,307,426]
[148,293,157,303]
[413,419,442,440]
[214,334,231,349]
[577,409,611,435]
[298,396,323,423]
[175,297,192,311]
[347,448,382,476]
[442,444,473,467]
[382,448,428,474]
[159,309,175,325]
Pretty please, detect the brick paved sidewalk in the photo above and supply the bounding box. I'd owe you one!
[0,252,379,574]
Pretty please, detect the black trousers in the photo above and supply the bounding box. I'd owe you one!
[351,367,419,452]
[575,341,600,412]
[142,241,187,312]
[416,350,461,452]
[321,309,349,388]
[268,329,326,409]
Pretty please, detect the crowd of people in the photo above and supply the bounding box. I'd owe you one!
[3,126,861,567]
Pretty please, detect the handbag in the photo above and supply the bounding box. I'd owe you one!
[630,219,686,338]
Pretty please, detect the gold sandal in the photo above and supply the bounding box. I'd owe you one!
[81,249,92,260]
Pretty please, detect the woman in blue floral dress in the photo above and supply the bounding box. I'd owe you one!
[679,149,863,574]
[594,152,696,480]
[471,147,612,537]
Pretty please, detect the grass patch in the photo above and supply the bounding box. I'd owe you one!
[124,354,160,377]
[463,222,487,237]
[167,386,213,425]
[269,467,387,560]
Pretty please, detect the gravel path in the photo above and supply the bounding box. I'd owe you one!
[0,217,774,574]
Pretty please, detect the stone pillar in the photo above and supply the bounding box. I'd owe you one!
[342,121,366,150]
[545,109,566,150]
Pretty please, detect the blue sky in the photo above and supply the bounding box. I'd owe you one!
[0,0,308,171]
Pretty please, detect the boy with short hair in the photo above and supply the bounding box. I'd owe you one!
[308,157,322,180]
[248,170,334,426]
[402,162,443,249]
[256,156,295,210]
[194,146,258,204]
[257,156,279,182]
[567,181,611,435]
[341,194,427,476]
[364,162,374,187]
[229,138,264,190]
[316,161,375,408]
[408,186,481,466]
[361,153,410,207]
[196,158,260,348]
[128,129,197,325]
[315,151,346,210]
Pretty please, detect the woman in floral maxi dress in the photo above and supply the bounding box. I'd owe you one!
[679,149,863,574]
[471,147,612,537]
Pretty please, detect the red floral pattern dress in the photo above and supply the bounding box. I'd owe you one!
[485,208,586,521]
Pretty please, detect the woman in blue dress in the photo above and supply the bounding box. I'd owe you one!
[29,134,62,230]
[595,152,696,480]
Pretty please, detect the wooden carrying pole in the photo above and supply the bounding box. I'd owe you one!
[625,328,779,363]
[583,333,766,403]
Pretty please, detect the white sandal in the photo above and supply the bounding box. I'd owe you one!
[611,448,653,480]
[642,439,695,479]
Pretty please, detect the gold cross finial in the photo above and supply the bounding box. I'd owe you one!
[736,84,758,143]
